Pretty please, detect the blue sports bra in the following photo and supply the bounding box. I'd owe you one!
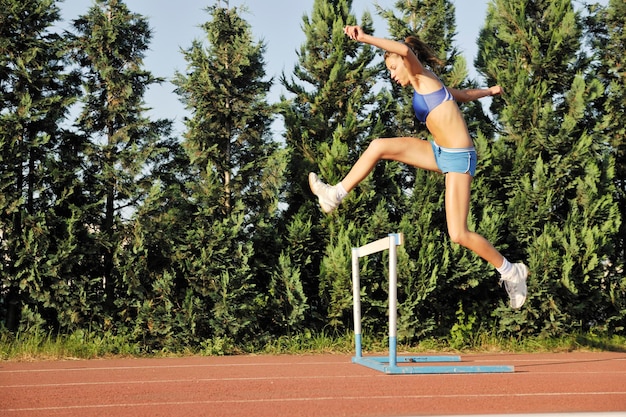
[412,85,454,123]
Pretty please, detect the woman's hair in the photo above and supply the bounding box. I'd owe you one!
[384,36,445,69]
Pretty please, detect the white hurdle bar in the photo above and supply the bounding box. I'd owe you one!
[351,233,514,374]
[352,233,404,367]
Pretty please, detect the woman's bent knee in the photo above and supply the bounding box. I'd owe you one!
[366,138,387,156]
[448,229,470,247]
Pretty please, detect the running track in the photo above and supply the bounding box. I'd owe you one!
[1,352,625,416]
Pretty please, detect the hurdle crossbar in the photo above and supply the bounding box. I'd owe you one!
[351,233,514,375]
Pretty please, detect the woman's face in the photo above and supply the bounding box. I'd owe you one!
[385,54,410,87]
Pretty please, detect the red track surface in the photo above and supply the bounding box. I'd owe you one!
[2,352,626,417]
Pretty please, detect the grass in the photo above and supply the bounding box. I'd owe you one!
[0,329,142,361]
[2,328,625,361]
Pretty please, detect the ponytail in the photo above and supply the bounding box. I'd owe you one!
[385,35,445,69]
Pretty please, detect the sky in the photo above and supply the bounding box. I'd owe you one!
[55,0,494,137]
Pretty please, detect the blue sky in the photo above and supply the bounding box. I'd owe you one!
[55,1,497,136]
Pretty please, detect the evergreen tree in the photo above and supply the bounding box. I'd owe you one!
[71,0,172,315]
[114,126,189,351]
[173,5,282,346]
[476,0,620,335]
[585,0,626,332]
[280,0,390,332]
[373,0,506,342]
[0,0,82,332]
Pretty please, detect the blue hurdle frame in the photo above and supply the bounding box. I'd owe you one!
[351,233,514,375]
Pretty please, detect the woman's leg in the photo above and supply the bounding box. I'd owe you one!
[445,172,529,309]
[310,137,438,213]
[444,172,504,267]
[341,137,439,192]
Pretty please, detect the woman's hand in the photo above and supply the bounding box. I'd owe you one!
[344,25,365,41]
[489,85,504,96]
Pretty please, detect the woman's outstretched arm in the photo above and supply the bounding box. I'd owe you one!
[447,85,503,103]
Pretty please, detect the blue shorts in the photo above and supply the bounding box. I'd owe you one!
[430,141,477,176]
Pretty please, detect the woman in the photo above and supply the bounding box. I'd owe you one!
[309,25,528,309]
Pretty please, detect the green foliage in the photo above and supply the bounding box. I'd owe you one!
[71,0,173,311]
[0,0,89,333]
[4,324,626,360]
[199,336,237,356]
[477,0,622,336]
[587,0,626,331]
[1,0,624,356]
[170,4,282,349]
[0,321,141,360]
[268,251,308,335]
[319,221,358,329]
[448,302,479,350]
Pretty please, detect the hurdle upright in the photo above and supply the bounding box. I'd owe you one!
[351,233,514,374]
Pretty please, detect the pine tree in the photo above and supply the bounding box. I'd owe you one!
[476,0,620,335]
[172,5,282,346]
[372,0,506,341]
[71,0,172,315]
[0,0,82,332]
[114,142,191,350]
[585,0,626,332]
[280,0,392,332]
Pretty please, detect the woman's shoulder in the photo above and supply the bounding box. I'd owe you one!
[412,70,445,94]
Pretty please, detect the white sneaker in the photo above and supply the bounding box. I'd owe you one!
[308,173,340,213]
[500,263,528,309]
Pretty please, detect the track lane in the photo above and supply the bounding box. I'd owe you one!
[2,352,625,417]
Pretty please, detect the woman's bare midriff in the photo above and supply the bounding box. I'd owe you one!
[425,101,474,148]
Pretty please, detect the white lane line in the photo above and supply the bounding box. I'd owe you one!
[1,374,382,388]
[0,360,350,373]
[2,369,626,388]
[2,369,625,386]
[2,391,626,413]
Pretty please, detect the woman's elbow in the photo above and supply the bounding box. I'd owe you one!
[396,43,413,58]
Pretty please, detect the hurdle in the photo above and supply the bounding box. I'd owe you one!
[351,233,514,374]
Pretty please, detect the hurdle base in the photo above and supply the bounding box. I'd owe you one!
[352,355,515,374]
